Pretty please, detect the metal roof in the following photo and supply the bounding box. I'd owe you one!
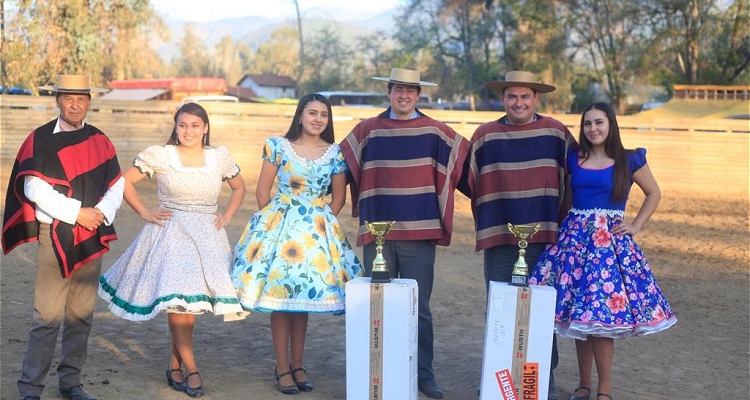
[98,88,170,101]
[238,74,297,88]
[108,78,227,91]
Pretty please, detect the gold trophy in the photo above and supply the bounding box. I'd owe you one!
[508,223,541,287]
[365,221,396,283]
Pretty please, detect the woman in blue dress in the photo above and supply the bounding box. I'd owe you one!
[231,93,362,395]
[529,102,676,400]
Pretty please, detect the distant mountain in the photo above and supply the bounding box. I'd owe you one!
[154,9,397,65]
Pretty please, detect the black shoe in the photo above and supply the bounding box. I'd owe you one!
[570,386,591,400]
[419,379,444,399]
[291,367,313,392]
[166,368,187,392]
[185,371,204,398]
[20,397,40,400]
[274,367,300,395]
[59,385,97,400]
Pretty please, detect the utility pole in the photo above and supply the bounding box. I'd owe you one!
[293,0,304,94]
[1,0,5,93]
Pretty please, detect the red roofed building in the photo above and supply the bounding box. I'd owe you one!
[103,77,228,101]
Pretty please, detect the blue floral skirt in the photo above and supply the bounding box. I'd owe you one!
[529,208,676,340]
[231,194,362,314]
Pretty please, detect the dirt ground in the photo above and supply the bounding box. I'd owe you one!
[1,161,748,400]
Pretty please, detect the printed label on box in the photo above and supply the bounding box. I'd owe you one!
[521,362,539,400]
[496,369,517,400]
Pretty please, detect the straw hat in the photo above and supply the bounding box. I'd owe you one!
[485,70,555,93]
[39,74,108,93]
[372,68,438,87]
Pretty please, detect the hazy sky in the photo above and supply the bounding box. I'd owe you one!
[151,0,401,22]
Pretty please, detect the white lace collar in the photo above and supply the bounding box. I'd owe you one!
[281,137,337,165]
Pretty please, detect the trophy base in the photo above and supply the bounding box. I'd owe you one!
[510,274,529,287]
[370,270,392,284]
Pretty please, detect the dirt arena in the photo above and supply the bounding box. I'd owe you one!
[1,106,748,400]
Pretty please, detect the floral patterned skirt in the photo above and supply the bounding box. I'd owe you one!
[529,208,676,340]
[99,209,246,321]
[231,194,362,314]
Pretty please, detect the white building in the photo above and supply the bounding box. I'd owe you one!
[236,74,297,100]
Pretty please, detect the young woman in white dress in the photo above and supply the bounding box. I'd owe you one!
[99,103,247,397]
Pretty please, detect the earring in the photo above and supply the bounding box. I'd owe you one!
[203,134,207,145]
[176,137,180,145]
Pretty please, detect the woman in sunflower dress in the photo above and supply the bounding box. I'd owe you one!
[99,103,246,397]
[529,103,676,400]
[232,93,362,395]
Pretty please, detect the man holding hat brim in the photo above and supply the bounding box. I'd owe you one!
[3,74,124,400]
[340,68,470,399]
[462,70,577,400]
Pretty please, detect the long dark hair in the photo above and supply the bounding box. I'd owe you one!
[166,102,211,147]
[284,93,335,144]
[578,102,631,202]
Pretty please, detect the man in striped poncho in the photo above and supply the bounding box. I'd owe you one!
[465,71,578,400]
[3,75,124,400]
[340,68,470,399]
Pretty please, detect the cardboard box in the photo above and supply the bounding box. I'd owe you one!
[480,282,556,400]
[346,277,418,400]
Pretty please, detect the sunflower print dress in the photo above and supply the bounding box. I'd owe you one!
[231,137,362,314]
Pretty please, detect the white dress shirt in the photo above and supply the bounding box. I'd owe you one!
[23,118,125,225]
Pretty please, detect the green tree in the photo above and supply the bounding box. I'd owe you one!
[352,31,399,91]
[560,0,651,113]
[3,0,165,91]
[645,0,718,84]
[705,0,750,83]
[213,36,251,85]
[638,0,747,87]
[176,24,212,77]
[251,26,299,77]
[97,0,168,81]
[302,25,355,92]
[394,0,500,107]
[489,0,571,112]
[393,0,571,111]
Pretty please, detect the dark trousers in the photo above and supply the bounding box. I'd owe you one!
[17,223,102,397]
[483,244,559,373]
[363,240,437,382]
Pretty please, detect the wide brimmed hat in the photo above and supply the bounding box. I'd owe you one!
[39,74,108,93]
[485,70,555,93]
[372,68,438,87]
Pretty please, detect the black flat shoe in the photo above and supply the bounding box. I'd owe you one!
[292,367,313,392]
[185,371,204,398]
[166,368,187,392]
[275,367,300,395]
[570,386,591,400]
